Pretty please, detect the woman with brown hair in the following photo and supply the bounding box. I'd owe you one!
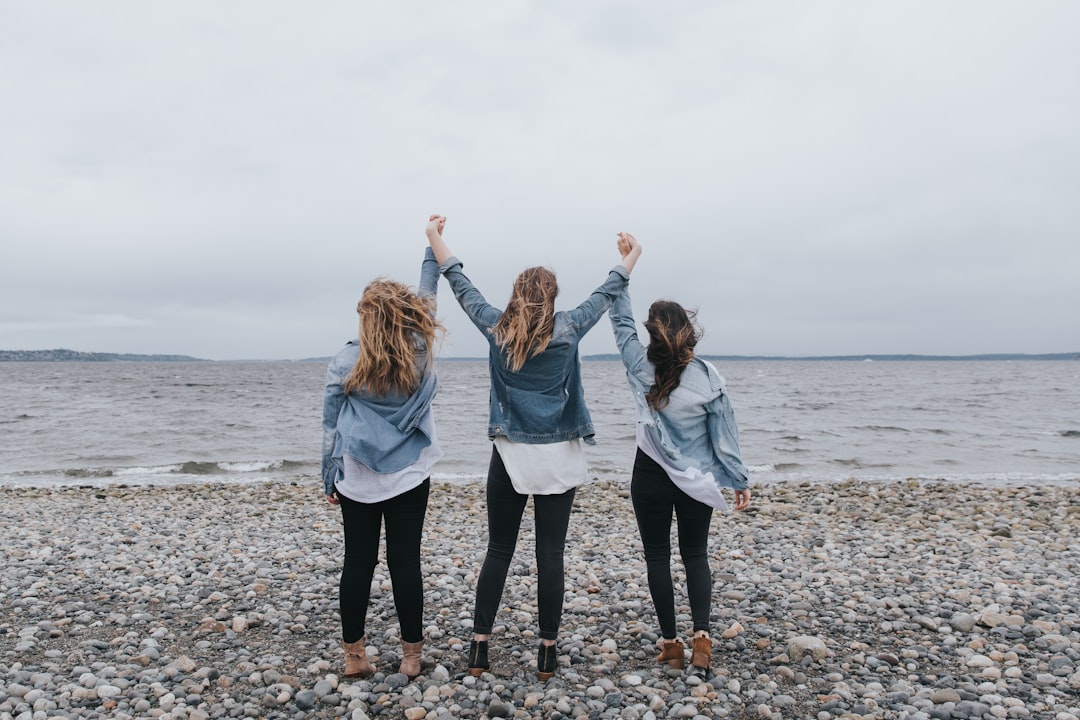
[608,232,751,674]
[321,216,445,681]
[425,215,640,680]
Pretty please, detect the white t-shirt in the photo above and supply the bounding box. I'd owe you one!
[637,424,729,511]
[492,436,587,495]
[336,410,443,503]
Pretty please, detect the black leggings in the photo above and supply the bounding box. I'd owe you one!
[473,446,577,641]
[338,479,430,644]
[631,449,713,638]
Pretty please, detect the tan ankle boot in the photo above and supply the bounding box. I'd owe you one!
[657,638,685,669]
[691,634,712,670]
[343,637,375,678]
[399,639,424,679]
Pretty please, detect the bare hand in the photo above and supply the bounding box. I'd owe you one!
[733,489,751,511]
[427,214,446,237]
[326,493,340,505]
[616,231,642,273]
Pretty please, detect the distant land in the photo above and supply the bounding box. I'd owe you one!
[0,349,206,362]
[3,349,1077,363]
[586,353,1080,362]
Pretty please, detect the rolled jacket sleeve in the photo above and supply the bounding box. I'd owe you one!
[417,246,440,301]
[321,360,348,495]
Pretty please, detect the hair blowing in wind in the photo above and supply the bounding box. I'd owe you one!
[644,301,702,411]
[345,279,443,397]
[491,267,559,372]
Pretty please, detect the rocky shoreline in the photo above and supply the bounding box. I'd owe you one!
[2,479,1078,720]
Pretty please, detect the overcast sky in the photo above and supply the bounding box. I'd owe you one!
[2,2,1078,360]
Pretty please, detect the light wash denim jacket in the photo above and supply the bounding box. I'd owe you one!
[440,256,630,444]
[321,248,440,495]
[609,288,749,490]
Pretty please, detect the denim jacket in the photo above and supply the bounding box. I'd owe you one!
[441,256,630,444]
[609,288,749,490]
[320,248,440,495]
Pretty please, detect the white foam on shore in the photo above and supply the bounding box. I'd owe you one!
[3,462,1077,490]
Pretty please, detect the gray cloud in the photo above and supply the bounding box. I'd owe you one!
[2,1,1077,359]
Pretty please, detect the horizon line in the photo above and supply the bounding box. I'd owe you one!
[3,349,1079,363]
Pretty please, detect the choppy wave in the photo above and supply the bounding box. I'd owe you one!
[703,463,1079,488]
[4,359,1080,491]
[0,459,317,488]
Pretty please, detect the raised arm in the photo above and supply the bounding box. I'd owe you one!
[418,245,439,301]
[564,231,642,334]
[426,214,503,332]
[426,214,453,265]
[609,287,651,383]
[617,231,642,274]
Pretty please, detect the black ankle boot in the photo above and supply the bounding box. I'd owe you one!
[537,641,557,680]
[467,640,489,677]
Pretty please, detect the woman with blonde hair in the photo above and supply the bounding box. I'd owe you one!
[321,216,445,680]
[426,216,640,680]
[608,232,750,674]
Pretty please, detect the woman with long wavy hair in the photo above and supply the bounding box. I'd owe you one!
[608,232,751,675]
[426,215,640,681]
[321,216,445,681]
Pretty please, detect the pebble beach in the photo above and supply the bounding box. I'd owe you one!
[2,479,1079,720]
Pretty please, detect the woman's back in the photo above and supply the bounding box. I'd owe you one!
[441,254,631,444]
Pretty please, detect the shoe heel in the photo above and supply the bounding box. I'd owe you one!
[691,634,712,670]
[467,640,490,677]
[657,639,685,669]
[537,641,557,681]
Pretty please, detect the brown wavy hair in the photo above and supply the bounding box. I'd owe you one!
[644,300,701,411]
[490,266,559,372]
[344,278,444,397]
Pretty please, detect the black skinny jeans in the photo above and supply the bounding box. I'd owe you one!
[473,446,576,641]
[338,478,430,644]
[631,449,713,638]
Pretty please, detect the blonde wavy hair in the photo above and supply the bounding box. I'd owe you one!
[344,278,444,397]
[490,266,559,372]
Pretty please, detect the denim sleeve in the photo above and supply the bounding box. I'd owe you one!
[440,256,503,332]
[566,265,630,336]
[609,287,652,387]
[706,392,750,490]
[417,246,439,302]
[321,361,347,496]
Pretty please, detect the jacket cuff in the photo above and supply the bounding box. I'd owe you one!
[611,265,630,280]
[440,256,463,274]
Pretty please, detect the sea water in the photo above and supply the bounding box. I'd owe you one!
[1,360,1078,488]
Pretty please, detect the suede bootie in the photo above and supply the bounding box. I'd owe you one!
[690,634,712,671]
[657,638,685,669]
[399,639,424,679]
[342,637,375,679]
